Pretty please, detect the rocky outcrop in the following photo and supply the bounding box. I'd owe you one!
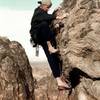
[56,0,100,99]
[35,0,100,100]
[0,37,35,100]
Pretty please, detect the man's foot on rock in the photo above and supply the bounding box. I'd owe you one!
[58,82,71,90]
[48,47,58,54]
[56,77,71,90]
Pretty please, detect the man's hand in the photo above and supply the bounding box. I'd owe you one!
[56,13,69,20]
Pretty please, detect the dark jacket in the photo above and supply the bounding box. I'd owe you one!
[30,7,56,44]
[30,7,56,32]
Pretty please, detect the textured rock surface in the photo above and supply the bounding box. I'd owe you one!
[34,0,100,100]
[0,37,35,100]
[56,0,100,99]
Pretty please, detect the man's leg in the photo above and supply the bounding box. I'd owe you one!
[47,41,58,54]
[38,22,58,53]
[41,42,61,78]
[41,43,71,89]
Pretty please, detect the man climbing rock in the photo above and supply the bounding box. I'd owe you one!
[30,0,71,90]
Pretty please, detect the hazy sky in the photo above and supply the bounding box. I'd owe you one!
[0,0,36,10]
[0,0,63,62]
[0,0,62,10]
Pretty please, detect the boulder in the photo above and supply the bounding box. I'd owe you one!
[0,37,35,100]
[56,0,100,99]
[29,0,100,99]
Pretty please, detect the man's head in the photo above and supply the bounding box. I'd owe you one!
[38,0,52,11]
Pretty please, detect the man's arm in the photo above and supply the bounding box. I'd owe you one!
[36,11,56,22]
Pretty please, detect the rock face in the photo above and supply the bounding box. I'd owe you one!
[0,37,35,100]
[33,0,100,100]
[56,0,100,99]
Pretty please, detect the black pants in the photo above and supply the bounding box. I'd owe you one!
[38,21,54,43]
[38,21,62,78]
[41,42,62,78]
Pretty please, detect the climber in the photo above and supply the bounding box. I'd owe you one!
[30,0,70,90]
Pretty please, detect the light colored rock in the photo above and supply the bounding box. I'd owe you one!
[0,37,35,100]
[56,0,100,99]
[29,0,100,99]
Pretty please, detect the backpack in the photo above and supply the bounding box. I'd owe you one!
[30,29,40,56]
[30,29,39,47]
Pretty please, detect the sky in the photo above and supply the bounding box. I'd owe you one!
[0,0,63,62]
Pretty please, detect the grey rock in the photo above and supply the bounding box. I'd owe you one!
[0,37,35,100]
[55,0,100,99]
[29,0,100,99]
